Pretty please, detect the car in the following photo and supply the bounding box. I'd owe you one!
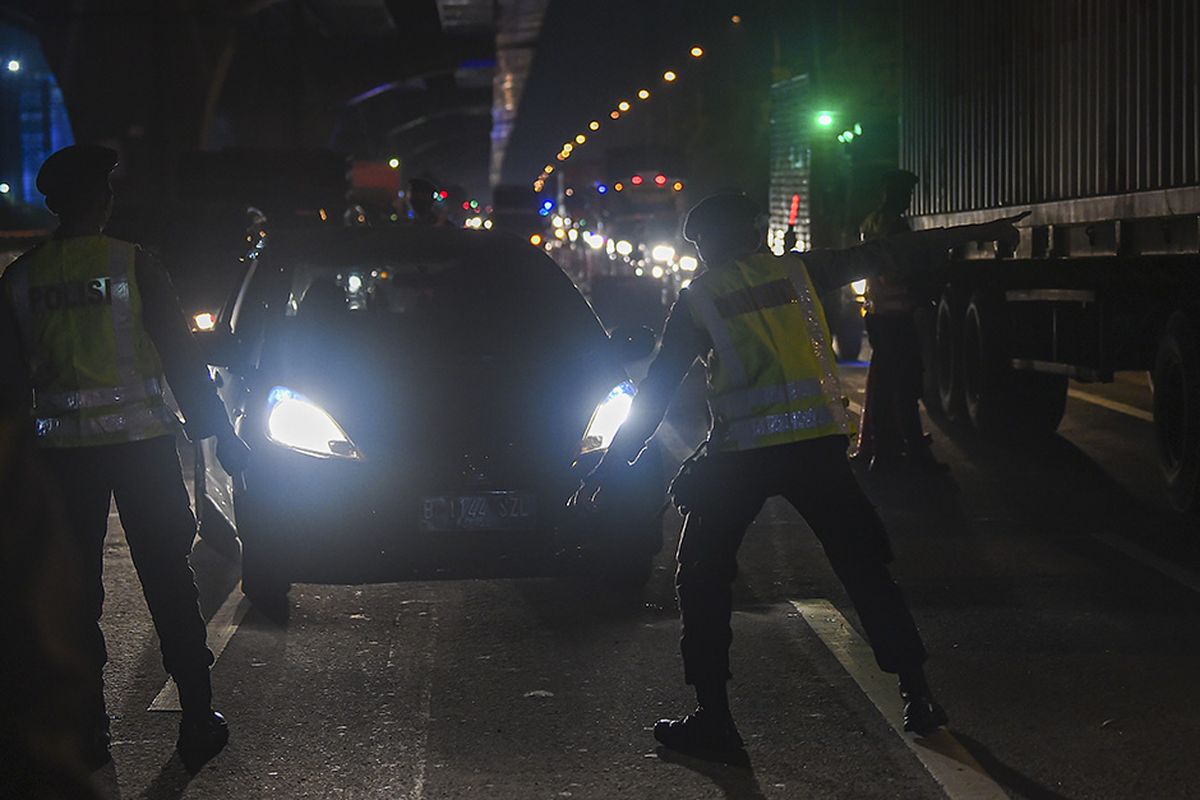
[194,225,664,613]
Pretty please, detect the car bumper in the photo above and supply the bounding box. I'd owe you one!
[234,443,663,582]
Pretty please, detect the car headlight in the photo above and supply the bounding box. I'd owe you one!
[580,380,636,454]
[265,386,360,460]
[850,278,868,297]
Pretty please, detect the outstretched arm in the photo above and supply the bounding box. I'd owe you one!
[569,296,707,507]
[800,212,1028,294]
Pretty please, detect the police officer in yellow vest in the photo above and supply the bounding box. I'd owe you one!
[573,193,1024,761]
[0,145,250,773]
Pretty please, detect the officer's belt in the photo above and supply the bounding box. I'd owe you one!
[34,378,163,414]
[35,403,176,440]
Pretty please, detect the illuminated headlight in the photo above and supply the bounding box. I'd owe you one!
[265,386,360,460]
[192,311,217,331]
[580,381,636,454]
[850,278,868,297]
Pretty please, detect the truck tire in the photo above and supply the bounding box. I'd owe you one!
[936,289,966,420]
[961,291,1066,437]
[961,292,1007,433]
[914,306,941,416]
[1153,312,1200,513]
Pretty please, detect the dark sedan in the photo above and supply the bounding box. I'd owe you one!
[196,225,663,612]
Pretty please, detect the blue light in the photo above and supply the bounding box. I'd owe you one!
[542,200,554,210]
[596,184,608,194]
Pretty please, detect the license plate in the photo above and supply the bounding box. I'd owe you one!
[420,492,538,532]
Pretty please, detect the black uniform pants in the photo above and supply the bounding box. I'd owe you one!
[42,436,214,732]
[675,436,927,688]
[863,313,926,457]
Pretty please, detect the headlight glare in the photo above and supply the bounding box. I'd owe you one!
[580,381,636,454]
[265,386,360,459]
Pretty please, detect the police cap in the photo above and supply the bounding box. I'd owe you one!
[683,193,761,243]
[36,145,119,204]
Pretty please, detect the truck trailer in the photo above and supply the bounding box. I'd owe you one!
[901,0,1200,512]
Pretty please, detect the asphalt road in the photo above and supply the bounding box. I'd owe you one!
[81,366,1200,800]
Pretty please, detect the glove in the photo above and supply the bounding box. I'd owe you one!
[216,430,251,475]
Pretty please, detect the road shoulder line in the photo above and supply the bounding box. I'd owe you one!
[790,599,1009,800]
[1091,532,1200,594]
[1067,388,1153,422]
[149,589,250,712]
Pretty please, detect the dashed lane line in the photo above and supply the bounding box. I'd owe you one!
[1091,532,1200,595]
[1067,388,1154,423]
[148,588,250,712]
[791,600,1010,800]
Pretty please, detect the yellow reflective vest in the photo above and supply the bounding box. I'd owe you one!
[3,235,174,447]
[685,252,855,452]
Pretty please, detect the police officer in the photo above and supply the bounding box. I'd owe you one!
[0,145,250,773]
[856,170,945,472]
[573,193,1024,761]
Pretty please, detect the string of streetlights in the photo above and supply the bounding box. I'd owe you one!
[530,40,715,194]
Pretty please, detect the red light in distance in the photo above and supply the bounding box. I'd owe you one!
[654,174,667,186]
[630,175,644,186]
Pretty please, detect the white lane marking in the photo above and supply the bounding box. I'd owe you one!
[1091,533,1200,595]
[148,589,250,712]
[392,604,438,800]
[1067,388,1153,423]
[791,600,1009,800]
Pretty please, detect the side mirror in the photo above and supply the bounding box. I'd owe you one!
[194,327,244,369]
[609,325,657,363]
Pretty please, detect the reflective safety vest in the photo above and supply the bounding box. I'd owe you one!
[685,252,855,452]
[3,235,174,447]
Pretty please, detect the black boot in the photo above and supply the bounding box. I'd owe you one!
[899,669,947,735]
[177,710,229,774]
[902,693,948,735]
[654,706,747,764]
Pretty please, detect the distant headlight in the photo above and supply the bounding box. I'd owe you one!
[580,381,636,454]
[850,279,868,297]
[265,386,360,460]
[192,311,217,331]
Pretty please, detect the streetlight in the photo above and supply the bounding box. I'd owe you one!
[690,46,704,58]
[816,112,834,126]
[6,60,20,73]
[387,157,400,169]
[638,89,650,100]
[618,100,631,112]
[589,120,600,131]
[663,70,677,82]
[0,183,9,194]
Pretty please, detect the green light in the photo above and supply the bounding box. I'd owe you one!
[837,134,846,143]
[853,123,863,135]
[816,112,834,126]
[842,130,855,141]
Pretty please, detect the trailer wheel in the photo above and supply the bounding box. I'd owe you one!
[962,292,1066,437]
[962,292,1006,433]
[1153,312,1200,513]
[936,289,966,420]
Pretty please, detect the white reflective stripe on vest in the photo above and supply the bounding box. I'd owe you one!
[107,243,140,388]
[35,377,163,414]
[36,403,176,441]
[710,377,824,419]
[686,284,748,386]
[781,258,851,434]
[726,406,840,450]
